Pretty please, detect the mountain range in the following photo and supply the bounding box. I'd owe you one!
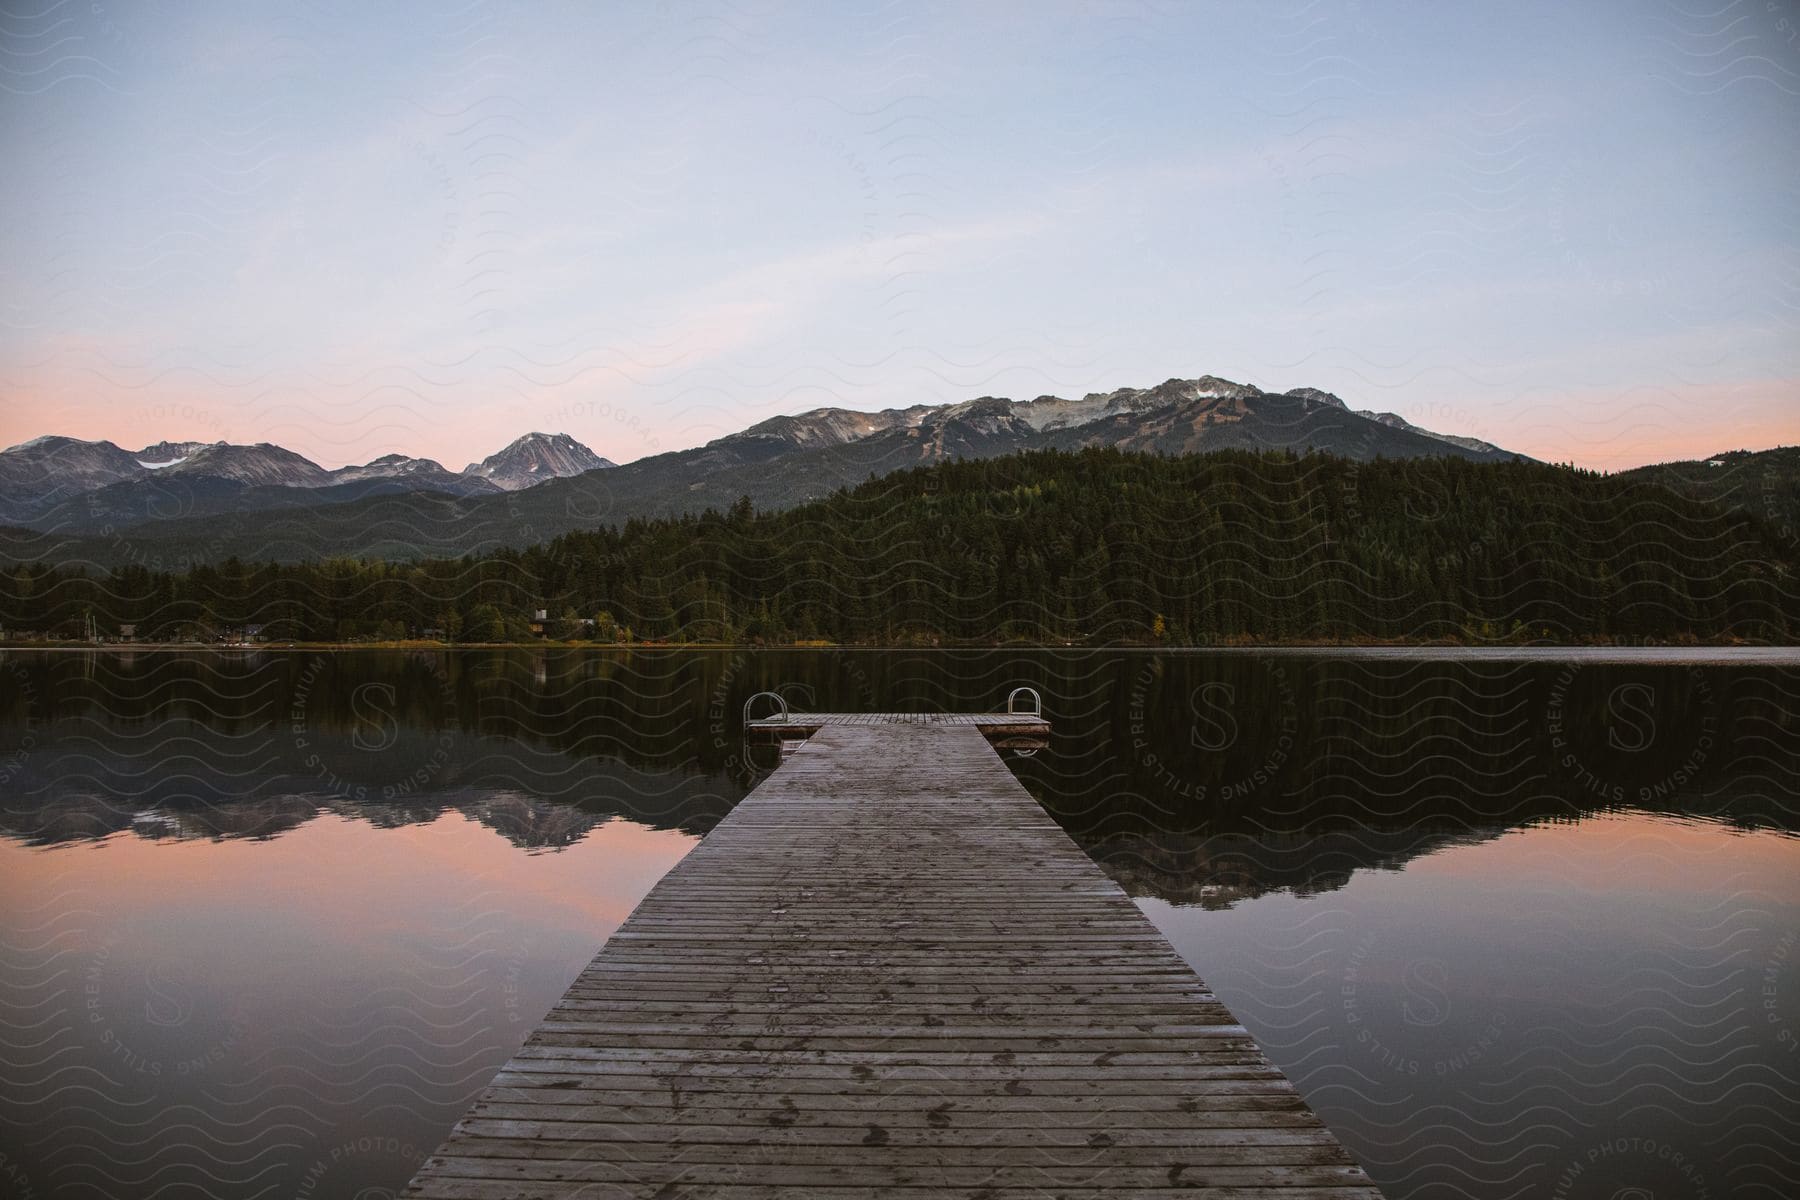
[0,432,617,532]
[4,375,1524,566]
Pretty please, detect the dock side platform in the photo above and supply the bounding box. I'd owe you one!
[404,715,1381,1198]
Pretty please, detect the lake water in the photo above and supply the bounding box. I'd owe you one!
[0,648,1796,1199]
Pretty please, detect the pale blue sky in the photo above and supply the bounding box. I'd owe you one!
[3,0,1796,469]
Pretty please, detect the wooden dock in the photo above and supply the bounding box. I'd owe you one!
[405,714,1380,1199]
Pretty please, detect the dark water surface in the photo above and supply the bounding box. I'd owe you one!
[0,649,1796,1199]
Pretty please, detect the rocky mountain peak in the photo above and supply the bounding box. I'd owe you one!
[462,432,614,491]
[733,407,929,451]
[166,442,330,487]
[1180,375,1265,400]
[1283,387,1347,409]
[133,441,212,468]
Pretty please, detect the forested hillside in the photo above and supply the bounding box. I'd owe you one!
[3,449,1794,644]
[1622,446,1800,541]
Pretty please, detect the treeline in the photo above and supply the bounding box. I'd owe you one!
[3,449,1795,644]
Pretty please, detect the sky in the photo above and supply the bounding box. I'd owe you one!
[1,0,1796,472]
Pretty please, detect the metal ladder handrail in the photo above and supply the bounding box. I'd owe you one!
[1005,686,1043,756]
[1005,686,1042,717]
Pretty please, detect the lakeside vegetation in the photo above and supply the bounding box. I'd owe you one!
[3,449,1796,645]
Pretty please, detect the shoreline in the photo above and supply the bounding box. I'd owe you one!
[5,640,1799,662]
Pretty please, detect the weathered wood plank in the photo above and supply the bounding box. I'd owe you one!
[405,720,1380,1198]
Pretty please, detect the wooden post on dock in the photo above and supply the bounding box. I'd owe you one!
[404,712,1381,1198]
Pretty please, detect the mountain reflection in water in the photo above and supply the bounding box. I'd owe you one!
[3,649,1790,871]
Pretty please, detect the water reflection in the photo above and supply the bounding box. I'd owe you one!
[0,811,694,1200]
[0,649,758,847]
[0,648,1796,1198]
[1143,810,1800,1198]
[4,649,1792,860]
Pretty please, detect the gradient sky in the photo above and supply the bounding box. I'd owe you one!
[2,0,1796,471]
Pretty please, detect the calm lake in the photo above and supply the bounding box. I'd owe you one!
[1,648,1796,1199]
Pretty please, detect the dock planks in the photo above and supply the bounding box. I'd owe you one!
[405,717,1381,1198]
